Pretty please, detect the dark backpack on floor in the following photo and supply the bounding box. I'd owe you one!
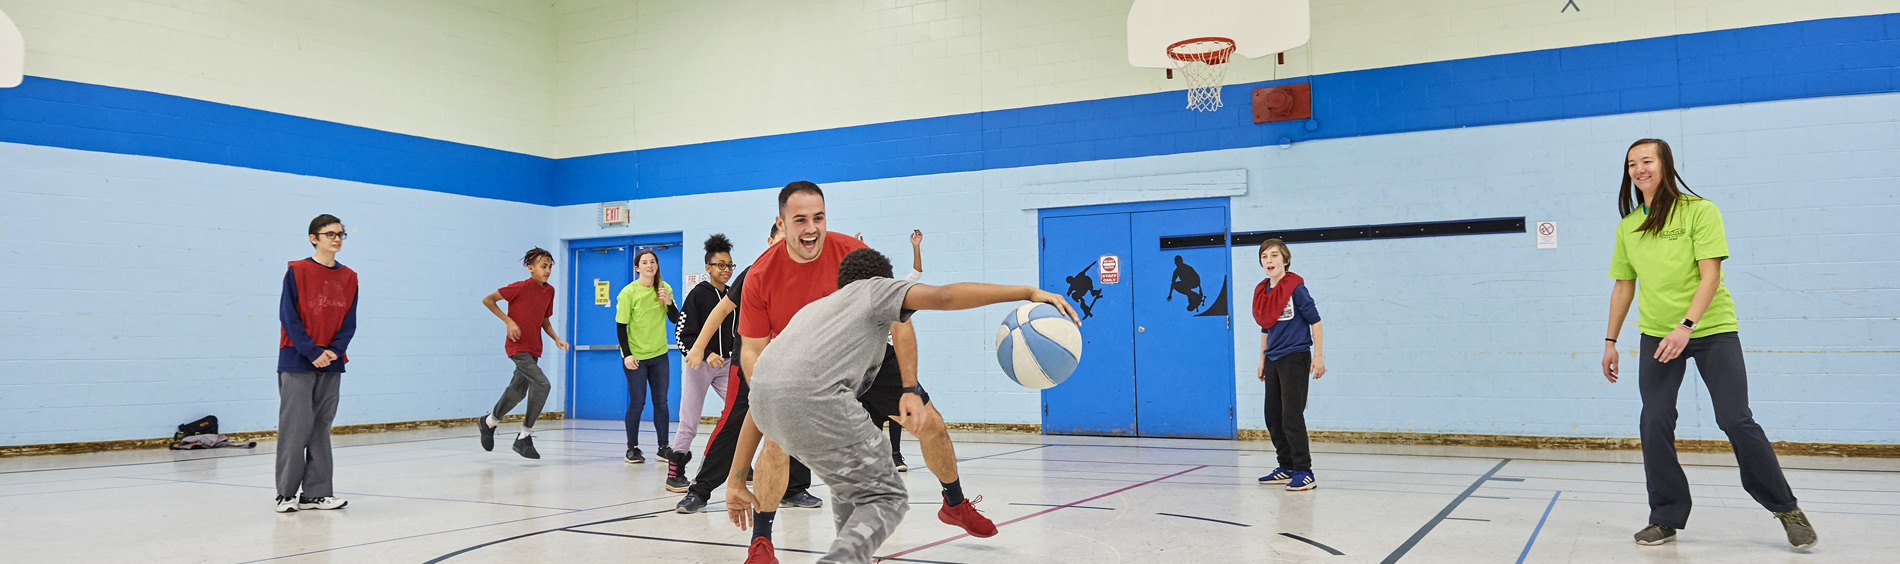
[175,415,218,441]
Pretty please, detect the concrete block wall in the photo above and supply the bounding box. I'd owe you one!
[0,142,562,445]
[0,0,559,156]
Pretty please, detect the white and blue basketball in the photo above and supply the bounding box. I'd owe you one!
[995,303,1083,389]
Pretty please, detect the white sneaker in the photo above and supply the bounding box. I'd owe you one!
[274,496,299,513]
[297,496,348,510]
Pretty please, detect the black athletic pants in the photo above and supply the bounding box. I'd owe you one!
[687,365,812,499]
[1263,351,1313,472]
[1638,331,1798,528]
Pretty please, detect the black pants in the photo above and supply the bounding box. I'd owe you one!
[861,346,905,452]
[1263,351,1313,471]
[688,365,811,499]
[1638,331,1798,528]
[623,353,671,450]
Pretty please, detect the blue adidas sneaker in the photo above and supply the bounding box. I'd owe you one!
[1285,471,1317,491]
[1258,468,1292,484]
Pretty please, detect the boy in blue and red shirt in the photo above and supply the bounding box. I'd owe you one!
[476,247,567,459]
[1252,238,1327,492]
[275,214,359,513]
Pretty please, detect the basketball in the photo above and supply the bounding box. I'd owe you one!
[994,303,1083,389]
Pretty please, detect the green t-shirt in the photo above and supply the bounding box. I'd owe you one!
[1607,197,1737,338]
[615,280,675,359]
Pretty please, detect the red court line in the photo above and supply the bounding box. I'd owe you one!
[878,464,1208,560]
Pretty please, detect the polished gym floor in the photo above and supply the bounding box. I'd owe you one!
[4,422,1895,563]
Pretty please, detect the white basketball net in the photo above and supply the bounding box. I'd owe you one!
[1169,39,1234,112]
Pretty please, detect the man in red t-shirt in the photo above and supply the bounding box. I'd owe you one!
[721,181,877,562]
[476,248,568,460]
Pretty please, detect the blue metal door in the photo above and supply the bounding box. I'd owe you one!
[1132,207,1236,438]
[571,245,630,420]
[568,236,684,424]
[1038,213,1136,436]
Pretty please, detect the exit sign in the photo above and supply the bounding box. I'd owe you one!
[599,202,630,226]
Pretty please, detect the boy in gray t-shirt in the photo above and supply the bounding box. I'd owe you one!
[731,248,1079,564]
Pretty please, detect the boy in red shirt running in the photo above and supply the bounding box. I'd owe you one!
[476,248,568,459]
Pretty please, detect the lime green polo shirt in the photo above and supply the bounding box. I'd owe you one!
[1608,197,1737,338]
[614,280,675,359]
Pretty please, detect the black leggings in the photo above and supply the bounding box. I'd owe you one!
[1637,332,1797,528]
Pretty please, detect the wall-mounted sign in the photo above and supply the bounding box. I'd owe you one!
[600,202,630,227]
[1099,255,1121,284]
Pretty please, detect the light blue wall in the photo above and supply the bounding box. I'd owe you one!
[556,92,1899,444]
[0,142,563,445]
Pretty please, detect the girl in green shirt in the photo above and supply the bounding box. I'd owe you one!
[617,248,681,464]
[1600,138,1814,550]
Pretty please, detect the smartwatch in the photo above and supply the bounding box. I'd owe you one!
[901,385,930,404]
[1679,318,1697,331]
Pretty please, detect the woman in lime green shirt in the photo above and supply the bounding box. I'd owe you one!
[617,249,681,464]
[1600,138,1814,550]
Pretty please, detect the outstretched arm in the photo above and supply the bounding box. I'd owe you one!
[901,282,1081,325]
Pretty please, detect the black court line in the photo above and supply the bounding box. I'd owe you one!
[560,529,975,564]
[1010,502,1115,510]
[1379,458,1511,564]
[122,476,579,510]
[1280,533,1346,556]
[1488,477,1526,482]
[419,514,652,564]
[1444,517,1491,522]
[1157,512,1250,527]
[1469,495,1512,500]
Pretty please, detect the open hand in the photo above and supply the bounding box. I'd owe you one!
[505,320,522,342]
[1602,342,1620,383]
[1028,289,1082,326]
[1654,326,1690,363]
[726,485,759,530]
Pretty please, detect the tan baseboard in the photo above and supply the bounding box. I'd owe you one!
[1241,429,1900,458]
[0,412,564,458]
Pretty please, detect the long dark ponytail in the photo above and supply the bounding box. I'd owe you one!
[1618,138,1704,237]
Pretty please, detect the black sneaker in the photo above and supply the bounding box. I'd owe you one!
[675,493,707,514]
[625,447,644,464]
[512,435,540,459]
[893,452,908,472]
[657,444,675,461]
[1774,509,1818,550]
[1634,524,1676,546]
[665,450,693,492]
[782,490,823,509]
[476,415,496,452]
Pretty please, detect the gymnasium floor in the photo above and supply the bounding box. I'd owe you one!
[4,423,1895,563]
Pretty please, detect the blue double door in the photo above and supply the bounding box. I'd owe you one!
[568,234,684,425]
[1039,200,1235,438]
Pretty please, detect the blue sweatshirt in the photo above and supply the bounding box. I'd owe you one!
[1261,284,1319,361]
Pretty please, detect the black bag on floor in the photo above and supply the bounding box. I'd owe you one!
[175,415,218,440]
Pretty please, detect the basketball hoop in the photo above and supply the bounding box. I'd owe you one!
[1167,37,1236,112]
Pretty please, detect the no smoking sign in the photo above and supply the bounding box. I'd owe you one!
[1537,221,1557,249]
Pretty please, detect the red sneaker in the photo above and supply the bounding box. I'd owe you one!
[744,537,779,564]
[938,495,997,538]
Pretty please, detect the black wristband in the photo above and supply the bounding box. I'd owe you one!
[901,385,930,404]
[1605,338,1617,343]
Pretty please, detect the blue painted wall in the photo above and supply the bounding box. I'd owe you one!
[4,14,1896,446]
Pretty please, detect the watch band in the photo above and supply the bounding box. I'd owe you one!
[1679,318,1697,330]
[901,385,930,403]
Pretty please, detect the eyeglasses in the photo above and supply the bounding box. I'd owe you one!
[315,232,347,241]
[706,262,736,270]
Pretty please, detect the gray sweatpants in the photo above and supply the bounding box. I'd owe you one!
[491,353,550,428]
[276,371,341,498]
[753,384,908,564]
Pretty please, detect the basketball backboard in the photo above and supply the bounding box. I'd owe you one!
[1127,0,1310,69]
[1,8,23,88]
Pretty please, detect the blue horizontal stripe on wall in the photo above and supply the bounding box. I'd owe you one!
[2,14,1895,206]
[561,13,1899,205]
[0,77,555,205]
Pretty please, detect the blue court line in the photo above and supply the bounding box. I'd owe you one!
[1380,459,1513,564]
[1516,490,1563,564]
